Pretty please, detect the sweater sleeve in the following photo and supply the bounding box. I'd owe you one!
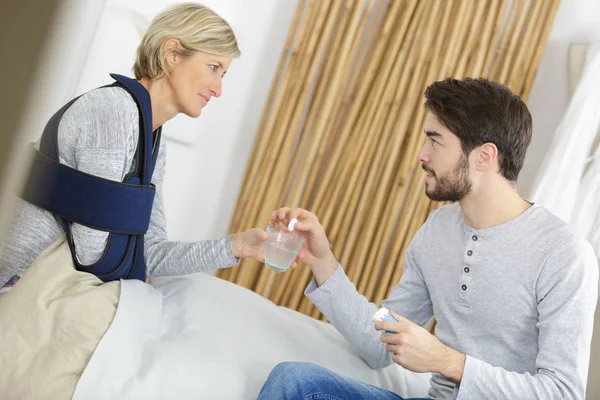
[305,223,433,369]
[144,141,239,277]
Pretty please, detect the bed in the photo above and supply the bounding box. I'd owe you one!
[0,237,431,399]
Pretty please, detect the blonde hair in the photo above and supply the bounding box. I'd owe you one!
[133,3,241,80]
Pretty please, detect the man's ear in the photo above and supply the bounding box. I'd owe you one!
[475,142,498,172]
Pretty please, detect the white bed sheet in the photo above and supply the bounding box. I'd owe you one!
[73,272,431,399]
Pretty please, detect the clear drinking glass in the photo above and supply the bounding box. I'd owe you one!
[264,222,305,272]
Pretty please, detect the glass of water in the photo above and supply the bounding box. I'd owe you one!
[264,222,305,272]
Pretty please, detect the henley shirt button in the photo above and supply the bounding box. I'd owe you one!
[467,250,473,256]
[461,284,467,291]
[464,267,470,273]
[472,235,478,241]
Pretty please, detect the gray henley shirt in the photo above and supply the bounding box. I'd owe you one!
[306,203,598,399]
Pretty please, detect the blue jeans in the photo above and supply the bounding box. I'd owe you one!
[258,362,430,400]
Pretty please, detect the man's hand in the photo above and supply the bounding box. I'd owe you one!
[376,311,465,384]
[232,228,270,263]
[272,207,338,285]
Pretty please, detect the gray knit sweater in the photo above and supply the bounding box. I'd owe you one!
[0,86,239,287]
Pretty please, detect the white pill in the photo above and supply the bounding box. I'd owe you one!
[288,218,298,231]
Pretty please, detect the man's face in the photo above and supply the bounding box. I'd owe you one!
[416,112,472,202]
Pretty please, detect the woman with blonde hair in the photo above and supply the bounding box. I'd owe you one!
[0,3,267,289]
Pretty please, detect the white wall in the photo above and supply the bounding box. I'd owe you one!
[519,0,600,197]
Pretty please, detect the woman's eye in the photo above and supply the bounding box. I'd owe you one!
[209,64,218,72]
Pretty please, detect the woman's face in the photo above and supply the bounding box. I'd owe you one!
[167,49,232,118]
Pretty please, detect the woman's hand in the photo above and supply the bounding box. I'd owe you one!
[231,228,268,262]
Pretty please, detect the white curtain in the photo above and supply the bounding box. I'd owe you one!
[571,133,600,256]
[530,45,600,257]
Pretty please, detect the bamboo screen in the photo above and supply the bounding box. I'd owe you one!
[219,0,560,320]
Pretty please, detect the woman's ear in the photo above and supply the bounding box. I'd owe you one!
[163,38,182,66]
[475,142,498,172]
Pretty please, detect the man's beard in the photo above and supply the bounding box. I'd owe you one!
[423,153,472,202]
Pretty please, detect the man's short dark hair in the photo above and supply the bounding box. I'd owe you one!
[424,77,532,182]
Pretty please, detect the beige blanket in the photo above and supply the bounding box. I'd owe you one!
[0,236,120,400]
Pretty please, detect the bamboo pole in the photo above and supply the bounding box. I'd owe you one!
[482,0,509,77]
[455,0,489,77]
[521,0,561,100]
[374,167,426,304]
[287,0,375,205]
[292,3,415,309]
[307,0,443,318]
[299,0,389,212]
[351,0,448,291]
[337,0,432,267]
[488,0,520,79]
[472,0,505,77]
[286,0,417,310]
[361,0,458,299]
[233,0,339,288]
[506,0,544,93]
[298,0,389,230]
[311,0,414,216]
[260,0,363,299]
[497,0,531,84]
[300,0,429,316]
[274,2,382,303]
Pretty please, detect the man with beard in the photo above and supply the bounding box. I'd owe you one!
[258,78,598,400]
